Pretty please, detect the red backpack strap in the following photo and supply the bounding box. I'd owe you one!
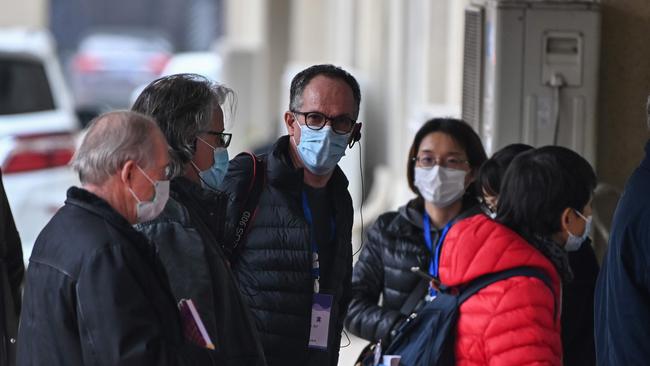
[232,152,265,251]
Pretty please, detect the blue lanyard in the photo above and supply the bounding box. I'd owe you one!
[423,211,452,296]
[302,190,335,293]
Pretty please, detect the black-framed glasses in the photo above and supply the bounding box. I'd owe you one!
[412,155,469,170]
[200,131,232,148]
[291,110,356,135]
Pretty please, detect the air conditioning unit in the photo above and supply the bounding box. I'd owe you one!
[462,0,600,166]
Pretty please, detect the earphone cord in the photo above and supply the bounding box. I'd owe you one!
[353,140,365,257]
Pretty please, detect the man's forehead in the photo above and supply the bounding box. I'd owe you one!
[300,76,357,115]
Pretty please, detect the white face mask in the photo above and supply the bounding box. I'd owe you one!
[565,209,592,252]
[128,165,170,223]
[414,166,467,208]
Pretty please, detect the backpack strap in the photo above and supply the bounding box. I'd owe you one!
[400,279,429,316]
[231,152,265,251]
[456,266,558,319]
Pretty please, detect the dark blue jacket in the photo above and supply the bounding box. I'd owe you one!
[595,140,650,365]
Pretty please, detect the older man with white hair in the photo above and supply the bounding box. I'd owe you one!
[16,111,219,366]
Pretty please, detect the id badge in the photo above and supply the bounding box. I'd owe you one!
[308,293,333,350]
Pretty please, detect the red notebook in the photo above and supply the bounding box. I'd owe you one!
[178,298,215,350]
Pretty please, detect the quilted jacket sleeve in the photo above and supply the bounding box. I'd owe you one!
[457,276,562,366]
[344,216,403,342]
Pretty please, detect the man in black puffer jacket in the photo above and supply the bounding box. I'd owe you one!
[221,64,361,366]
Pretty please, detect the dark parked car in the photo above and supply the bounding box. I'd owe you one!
[70,28,172,113]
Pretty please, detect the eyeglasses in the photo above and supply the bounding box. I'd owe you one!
[413,155,469,170]
[291,110,356,135]
[200,131,232,148]
[478,196,497,214]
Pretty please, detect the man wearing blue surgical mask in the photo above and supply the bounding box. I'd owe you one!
[221,64,361,366]
[131,74,266,366]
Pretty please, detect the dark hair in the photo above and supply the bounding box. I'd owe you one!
[131,73,234,178]
[478,143,534,196]
[497,146,597,238]
[289,64,361,116]
[407,118,487,199]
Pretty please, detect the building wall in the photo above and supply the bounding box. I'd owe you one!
[0,0,47,27]
[597,0,650,189]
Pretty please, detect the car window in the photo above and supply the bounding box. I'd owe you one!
[80,34,172,53]
[0,57,55,115]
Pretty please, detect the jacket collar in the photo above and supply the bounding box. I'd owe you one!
[65,187,156,258]
[391,197,482,234]
[171,176,226,207]
[266,135,349,194]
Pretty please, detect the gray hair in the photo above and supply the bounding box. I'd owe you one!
[131,73,236,178]
[71,111,161,185]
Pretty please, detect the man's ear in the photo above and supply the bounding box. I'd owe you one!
[121,160,136,186]
[284,111,296,136]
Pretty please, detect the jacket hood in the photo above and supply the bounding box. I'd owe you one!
[438,214,561,290]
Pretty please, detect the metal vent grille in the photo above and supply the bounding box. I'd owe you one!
[462,6,484,132]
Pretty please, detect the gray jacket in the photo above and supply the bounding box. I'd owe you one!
[136,178,266,366]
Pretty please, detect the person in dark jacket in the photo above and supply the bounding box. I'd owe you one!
[131,74,265,366]
[0,169,24,366]
[595,98,650,365]
[16,111,218,366]
[345,118,487,344]
[220,64,361,366]
[477,143,599,366]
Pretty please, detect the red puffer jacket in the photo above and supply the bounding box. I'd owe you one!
[438,215,562,366]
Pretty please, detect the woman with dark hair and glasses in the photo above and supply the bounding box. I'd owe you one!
[477,143,533,218]
[477,144,599,365]
[435,146,596,365]
[345,118,487,344]
[131,74,266,365]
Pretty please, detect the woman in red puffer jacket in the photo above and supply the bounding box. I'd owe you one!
[438,146,596,365]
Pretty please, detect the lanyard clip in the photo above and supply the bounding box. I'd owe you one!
[314,279,320,293]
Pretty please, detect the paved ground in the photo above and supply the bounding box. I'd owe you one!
[338,332,369,366]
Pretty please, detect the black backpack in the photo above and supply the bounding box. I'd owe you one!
[365,266,555,366]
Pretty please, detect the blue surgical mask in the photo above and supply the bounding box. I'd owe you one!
[294,125,349,175]
[565,209,592,252]
[192,137,229,190]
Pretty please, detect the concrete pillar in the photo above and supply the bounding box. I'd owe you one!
[221,0,290,155]
[0,0,47,27]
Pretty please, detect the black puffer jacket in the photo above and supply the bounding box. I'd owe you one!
[0,170,23,366]
[221,136,353,366]
[562,239,599,366]
[345,198,480,343]
[136,178,266,366]
[17,187,217,366]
